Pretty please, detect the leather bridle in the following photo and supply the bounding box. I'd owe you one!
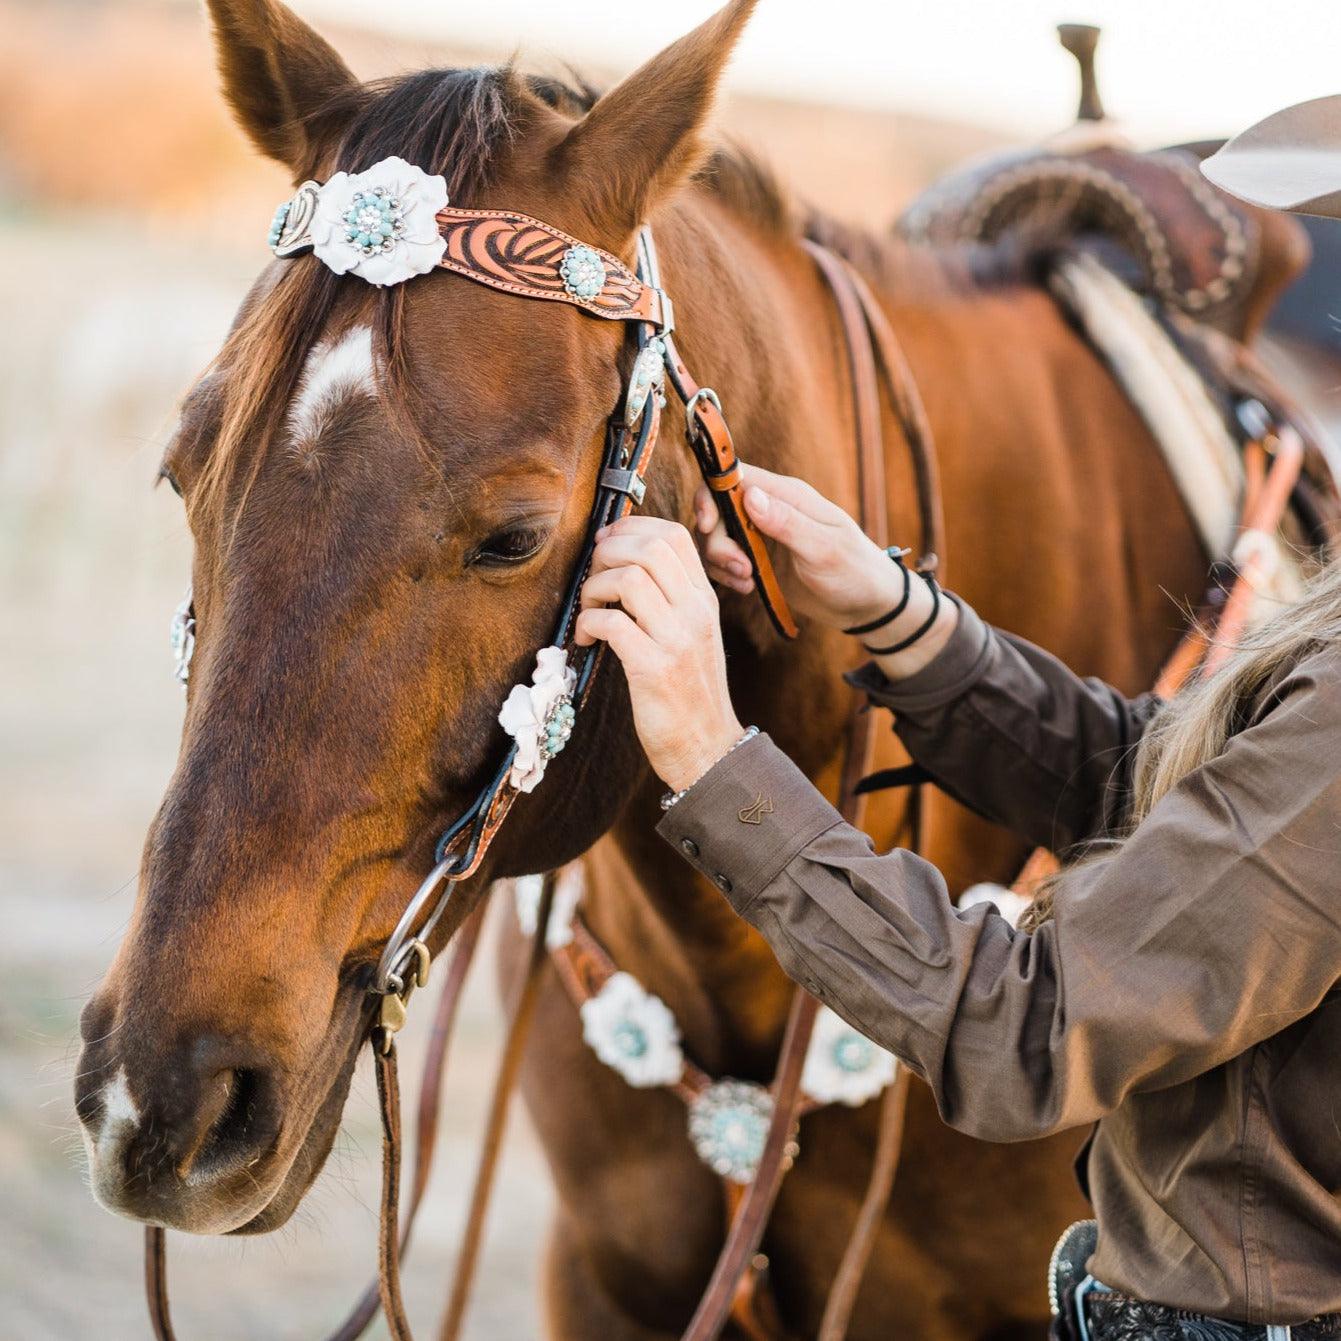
[370,211,798,1029]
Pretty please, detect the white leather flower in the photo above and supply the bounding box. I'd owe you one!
[498,646,577,793]
[801,1006,898,1107]
[512,866,584,950]
[309,156,448,287]
[959,882,1032,929]
[580,972,684,1088]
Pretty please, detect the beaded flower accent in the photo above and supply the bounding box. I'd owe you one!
[299,157,448,287]
[687,1079,775,1184]
[169,586,195,690]
[800,1006,898,1108]
[579,972,685,1088]
[498,646,577,793]
[512,868,584,950]
[559,244,608,300]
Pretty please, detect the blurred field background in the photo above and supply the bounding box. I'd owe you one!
[4,0,1338,1337]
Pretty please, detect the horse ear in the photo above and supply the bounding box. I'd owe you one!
[205,0,358,181]
[555,0,759,240]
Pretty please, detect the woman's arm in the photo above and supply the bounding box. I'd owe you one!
[695,465,1160,849]
[571,512,1341,1142]
[656,654,1341,1140]
[858,601,1164,850]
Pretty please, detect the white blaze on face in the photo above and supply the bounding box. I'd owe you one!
[101,1067,139,1140]
[84,1065,140,1169]
[288,325,377,442]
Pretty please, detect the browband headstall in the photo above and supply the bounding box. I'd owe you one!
[268,155,671,328]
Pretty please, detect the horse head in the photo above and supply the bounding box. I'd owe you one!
[76,0,760,1237]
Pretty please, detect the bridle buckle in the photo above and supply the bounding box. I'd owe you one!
[375,939,431,1054]
[600,465,648,506]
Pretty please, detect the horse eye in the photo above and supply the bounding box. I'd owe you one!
[470,526,547,568]
[159,467,183,499]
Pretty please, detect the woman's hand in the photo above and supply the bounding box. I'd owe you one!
[697,464,958,678]
[696,464,904,628]
[575,517,745,794]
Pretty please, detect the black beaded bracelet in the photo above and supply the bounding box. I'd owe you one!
[842,546,913,637]
[863,573,941,657]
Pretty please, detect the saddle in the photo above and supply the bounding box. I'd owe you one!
[897,27,1310,345]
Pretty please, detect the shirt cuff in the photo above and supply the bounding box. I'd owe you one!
[656,732,842,912]
[843,596,993,714]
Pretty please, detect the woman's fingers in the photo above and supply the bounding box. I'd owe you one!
[743,484,831,562]
[579,562,673,632]
[693,485,719,535]
[737,463,846,527]
[573,606,657,664]
[694,485,758,586]
[590,518,712,597]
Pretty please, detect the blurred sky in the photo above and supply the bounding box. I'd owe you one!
[300,0,1341,144]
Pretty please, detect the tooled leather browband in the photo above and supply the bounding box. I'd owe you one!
[435,207,671,327]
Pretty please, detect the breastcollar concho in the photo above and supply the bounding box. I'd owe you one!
[261,157,797,1035]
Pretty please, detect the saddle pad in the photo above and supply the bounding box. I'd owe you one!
[1049,252,1303,609]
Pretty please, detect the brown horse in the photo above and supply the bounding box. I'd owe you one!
[73,1,1303,1336]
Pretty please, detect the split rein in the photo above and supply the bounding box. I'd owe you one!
[144,159,944,1341]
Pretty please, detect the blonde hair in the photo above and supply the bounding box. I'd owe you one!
[1024,557,1341,927]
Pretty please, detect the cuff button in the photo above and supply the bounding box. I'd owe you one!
[680,838,700,859]
[713,873,733,894]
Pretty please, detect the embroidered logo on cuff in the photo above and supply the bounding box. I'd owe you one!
[738,793,774,825]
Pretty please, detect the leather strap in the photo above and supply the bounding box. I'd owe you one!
[662,333,799,640]
[436,207,668,326]
[681,990,819,1341]
[376,1046,413,1341]
[801,241,944,573]
[434,874,557,1341]
[552,913,717,1105]
[681,242,921,1338]
[326,900,488,1341]
[145,1224,174,1341]
[817,1064,912,1340]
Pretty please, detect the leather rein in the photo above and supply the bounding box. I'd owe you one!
[144,202,944,1341]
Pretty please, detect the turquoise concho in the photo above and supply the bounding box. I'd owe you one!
[559,244,608,300]
[687,1079,775,1184]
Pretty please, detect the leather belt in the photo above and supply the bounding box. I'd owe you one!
[1084,1291,1341,1341]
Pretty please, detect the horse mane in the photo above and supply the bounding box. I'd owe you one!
[196,64,1024,520]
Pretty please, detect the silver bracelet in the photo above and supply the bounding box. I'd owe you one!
[659,726,760,811]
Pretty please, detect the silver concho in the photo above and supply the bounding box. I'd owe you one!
[170,586,195,689]
[559,244,607,300]
[623,337,667,427]
[269,181,321,257]
[687,1079,775,1184]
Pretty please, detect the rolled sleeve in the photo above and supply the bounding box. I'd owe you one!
[655,732,844,912]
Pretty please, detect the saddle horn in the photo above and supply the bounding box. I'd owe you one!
[1058,23,1105,123]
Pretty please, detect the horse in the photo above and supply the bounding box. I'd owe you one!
[73,1,1310,1336]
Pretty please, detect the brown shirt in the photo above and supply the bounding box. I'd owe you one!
[657,602,1341,1324]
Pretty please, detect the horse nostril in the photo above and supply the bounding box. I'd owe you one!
[173,1052,283,1184]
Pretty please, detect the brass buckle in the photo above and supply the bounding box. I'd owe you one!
[374,939,431,1054]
